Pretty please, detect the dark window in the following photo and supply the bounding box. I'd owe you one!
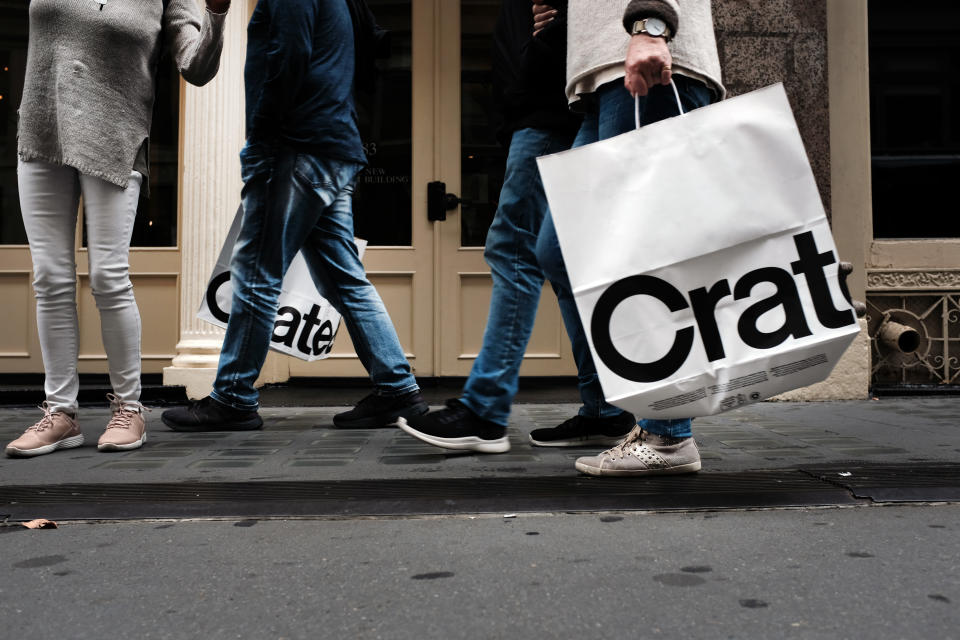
[869,1,960,239]
[0,7,179,247]
[461,0,506,248]
[352,0,414,247]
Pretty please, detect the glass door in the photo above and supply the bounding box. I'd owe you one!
[287,0,438,377]
[434,0,575,376]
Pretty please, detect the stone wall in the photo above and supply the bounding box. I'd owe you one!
[713,0,831,217]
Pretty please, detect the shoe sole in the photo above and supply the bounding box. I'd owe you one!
[529,435,628,448]
[161,415,263,432]
[397,418,511,453]
[574,459,702,476]
[98,431,147,452]
[5,434,85,458]
[332,402,429,429]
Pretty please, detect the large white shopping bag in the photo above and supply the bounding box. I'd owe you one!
[537,83,860,418]
[197,205,366,362]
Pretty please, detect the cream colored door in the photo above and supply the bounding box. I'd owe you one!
[288,0,574,380]
[434,0,576,376]
[288,0,438,378]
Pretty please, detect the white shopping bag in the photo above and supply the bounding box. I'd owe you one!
[197,205,367,362]
[537,83,860,418]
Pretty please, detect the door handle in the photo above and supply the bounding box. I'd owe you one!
[428,181,461,221]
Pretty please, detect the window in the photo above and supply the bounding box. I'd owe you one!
[0,7,180,247]
[869,1,960,239]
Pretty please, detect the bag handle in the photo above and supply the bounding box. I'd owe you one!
[634,80,685,130]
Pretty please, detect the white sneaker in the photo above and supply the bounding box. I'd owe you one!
[575,426,701,476]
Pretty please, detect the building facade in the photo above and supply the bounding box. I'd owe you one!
[0,0,956,397]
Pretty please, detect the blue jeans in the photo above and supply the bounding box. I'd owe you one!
[212,149,418,410]
[460,128,574,426]
[535,79,714,438]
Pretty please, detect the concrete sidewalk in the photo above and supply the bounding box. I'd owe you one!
[1,396,957,485]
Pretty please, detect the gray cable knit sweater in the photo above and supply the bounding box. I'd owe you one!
[567,0,724,105]
[17,0,227,188]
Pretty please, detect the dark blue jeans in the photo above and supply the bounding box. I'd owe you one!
[460,127,574,426]
[211,150,418,410]
[535,78,714,438]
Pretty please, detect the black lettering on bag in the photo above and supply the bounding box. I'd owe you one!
[206,272,232,323]
[312,319,335,356]
[689,280,732,362]
[733,267,812,350]
[272,307,301,348]
[589,231,857,384]
[297,305,323,355]
[790,231,856,329]
[590,275,695,383]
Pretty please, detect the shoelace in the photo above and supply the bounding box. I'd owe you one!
[603,425,647,460]
[27,402,58,432]
[105,393,149,430]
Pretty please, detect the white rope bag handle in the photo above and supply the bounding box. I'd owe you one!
[635,79,685,129]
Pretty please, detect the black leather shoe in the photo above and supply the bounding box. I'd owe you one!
[332,390,429,428]
[528,412,635,447]
[161,396,263,432]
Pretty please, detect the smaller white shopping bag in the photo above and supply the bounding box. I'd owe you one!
[197,205,367,362]
[537,83,860,418]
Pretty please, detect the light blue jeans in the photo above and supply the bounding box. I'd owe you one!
[460,127,574,426]
[211,149,418,410]
[535,79,714,438]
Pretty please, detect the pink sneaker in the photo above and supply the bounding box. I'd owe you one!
[5,403,84,457]
[97,394,148,452]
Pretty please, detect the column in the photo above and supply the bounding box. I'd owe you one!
[163,0,288,398]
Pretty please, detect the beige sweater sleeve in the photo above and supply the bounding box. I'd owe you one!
[163,0,228,87]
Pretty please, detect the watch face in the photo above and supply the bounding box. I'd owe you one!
[645,17,667,36]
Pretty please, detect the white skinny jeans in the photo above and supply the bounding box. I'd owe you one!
[18,159,143,414]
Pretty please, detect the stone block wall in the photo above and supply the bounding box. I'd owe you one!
[713,0,831,217]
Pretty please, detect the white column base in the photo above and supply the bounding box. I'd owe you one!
[163,343,291,401]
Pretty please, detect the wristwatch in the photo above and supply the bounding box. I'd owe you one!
[631,17,672,41]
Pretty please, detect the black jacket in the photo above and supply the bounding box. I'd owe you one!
[492,0,581,147]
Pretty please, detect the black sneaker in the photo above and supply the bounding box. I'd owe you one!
[398,399,510,453]
[161,396,264,432]
[332,390,429,429]
[529,412,635,447]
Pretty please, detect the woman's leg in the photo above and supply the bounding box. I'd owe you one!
[17,159,82,414]
[80,171,144,410]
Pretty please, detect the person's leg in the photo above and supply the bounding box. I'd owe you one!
[296,166,427,428]
[534,113,629,421]
[574,78,716,476]
[81,170,144,407]
[80,170,149,451]
[212,152,352,411]
[398,128,576,452]
[163,151,353,431]
[595,77,714,440]
[459,127,570,425]
[6,160,85,457]
[17,160,82,414]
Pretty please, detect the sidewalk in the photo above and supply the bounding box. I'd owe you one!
[1,396,958,520]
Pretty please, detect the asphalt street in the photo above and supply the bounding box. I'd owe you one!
[2,505,958,639]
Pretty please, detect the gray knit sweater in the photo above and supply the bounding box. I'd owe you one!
[567,0,724,105]
[18,0,227,188]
